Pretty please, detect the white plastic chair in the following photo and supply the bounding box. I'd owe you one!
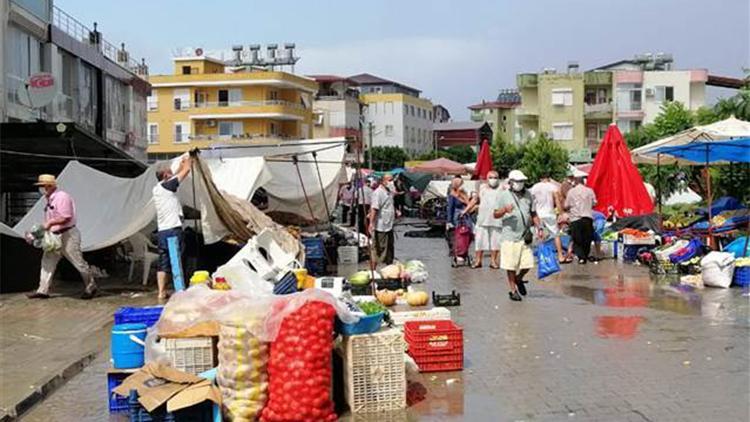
[125,233,160,285]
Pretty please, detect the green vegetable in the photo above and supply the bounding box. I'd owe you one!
[357,301,387,315]
[348,271,371,286]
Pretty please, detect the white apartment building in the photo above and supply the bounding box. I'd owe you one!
[350,73,434,155]
[309,75,362,142]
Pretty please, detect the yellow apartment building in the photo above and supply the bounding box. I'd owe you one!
[146,56,318,160]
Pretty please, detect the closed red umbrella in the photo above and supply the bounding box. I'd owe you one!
[473,140,493,180]
[587,124,654,217]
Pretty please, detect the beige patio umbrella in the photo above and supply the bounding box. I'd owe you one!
[631,116,750,165]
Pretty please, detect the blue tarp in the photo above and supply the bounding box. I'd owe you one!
[652,137,750,164]
[697,196,746,216]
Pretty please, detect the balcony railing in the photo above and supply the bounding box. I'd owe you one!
[187,133,301,142]
[192,100,304,110]
[584,102,613,117]
[52,6,148,77]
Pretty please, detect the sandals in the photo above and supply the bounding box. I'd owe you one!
[489,264,500,269]
[471,263,482,269]
[559,257,573,264]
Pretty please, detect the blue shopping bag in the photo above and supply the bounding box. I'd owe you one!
[536,240,561,279]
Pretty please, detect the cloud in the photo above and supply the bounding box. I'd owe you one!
[297,37,517,119]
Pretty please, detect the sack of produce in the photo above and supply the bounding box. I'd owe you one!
[261,301,337,422]
[218,321,269,422]
[701,252,735,288]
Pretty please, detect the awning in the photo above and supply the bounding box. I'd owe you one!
[651,137,750,164]
[0,122,146,192]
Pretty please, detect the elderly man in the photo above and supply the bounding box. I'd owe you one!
[28,174,98,299]
[494,170,543,302]
[153,155,192,300]
[565,176,597,264]
[473,171,504,268]
[368,173,396,270]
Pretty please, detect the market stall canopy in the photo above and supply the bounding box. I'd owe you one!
[587,124,654,217]
[631,116,750,165]
[408,158,466,175]
[650,137,750,164]
[421,180,478,204]
[664,188,702,206]
[569,164,588,178]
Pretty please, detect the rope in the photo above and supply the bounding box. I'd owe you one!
[0,150,142,162]
[292,156,317,223]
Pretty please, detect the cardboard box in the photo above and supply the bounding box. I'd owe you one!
[113,362,221,413]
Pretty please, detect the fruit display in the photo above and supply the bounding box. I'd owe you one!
[375,289,398,306]
[218,320,269,421]
[261,301,337,422]
[405,291,429,306]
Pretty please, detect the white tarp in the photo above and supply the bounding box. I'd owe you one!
[7,156,269,251]
[664,188,702,205]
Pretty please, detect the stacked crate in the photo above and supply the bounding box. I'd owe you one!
[404,320,463,372]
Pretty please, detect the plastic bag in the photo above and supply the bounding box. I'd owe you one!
[218,321,269,422]
[701,252,735,288]
[42,231,62,252]
[536,240,560,279]
[143,326,169,365]
[404,260,429,283]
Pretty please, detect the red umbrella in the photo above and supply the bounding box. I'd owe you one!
[473,140,493,180]
[587,124,654,217]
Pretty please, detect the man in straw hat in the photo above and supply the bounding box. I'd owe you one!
[27,174,98,299]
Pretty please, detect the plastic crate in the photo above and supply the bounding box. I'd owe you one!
[734,265,750,287]
[404,320,463,372]
[342,328,406,413]
[336,312,385,336]
[390,307,451,326]
[305,257,327,276]
[163,337,216,375]
[114,306,164,328]
[273,271,298,295]
[108,372,130,413]
[127,390,213,422]
[376,279,406,291]
[301,236,325,259]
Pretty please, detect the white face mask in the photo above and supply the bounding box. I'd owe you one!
[511,181,525,192]
[487,178,500,188]
[38,187,47,196]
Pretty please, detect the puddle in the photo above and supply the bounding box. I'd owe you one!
[595,316,645,339]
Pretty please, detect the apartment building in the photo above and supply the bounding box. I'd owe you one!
[350,73,434,156]
[468,89,522,143]
[309,75,361,143]
[433,104,451,123]
[515,55,707,161]
[1,0,149,222]
[146,54,318,160]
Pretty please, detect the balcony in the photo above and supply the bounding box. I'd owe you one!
[187,100,308,121]
[584,71,612,86]
[515,107,539,118]
[187,133,302,143]
[584,102,613,119]
[517,74,538,88]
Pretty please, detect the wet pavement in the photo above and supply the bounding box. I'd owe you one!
[15,223,750,421]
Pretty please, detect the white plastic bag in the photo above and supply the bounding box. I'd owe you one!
[41,231,62,252]
[701,252,735,288]
[143,326,169,365]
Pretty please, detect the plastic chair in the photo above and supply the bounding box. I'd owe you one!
[125,233,159,285]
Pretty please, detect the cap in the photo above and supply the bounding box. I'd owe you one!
[34,174,57,186]
[508,170,528,181]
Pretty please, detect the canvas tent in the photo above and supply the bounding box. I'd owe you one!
[3,138,348,251]
[631,116,750,165]
[408,158,466,175]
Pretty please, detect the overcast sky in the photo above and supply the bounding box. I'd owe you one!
[59,0,749,119]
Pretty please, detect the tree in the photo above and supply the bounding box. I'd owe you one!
[364,146,410,171]
[651,102,694,138]
[519,135,569,184]
[443,145,476,163]
[491,134,525,178]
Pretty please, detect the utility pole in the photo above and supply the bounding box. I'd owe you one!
[368,122,373,169]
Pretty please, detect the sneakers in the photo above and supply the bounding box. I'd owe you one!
[27,292,50,299]
[508,291,522,301]
[516,279,527,296]
[578,258,587,265]
[80,288,98,300]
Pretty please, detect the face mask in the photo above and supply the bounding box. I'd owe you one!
[488,178,499,188]
[38,187,47,195]
[511,181,525,192]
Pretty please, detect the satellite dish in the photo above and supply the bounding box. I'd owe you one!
[195,48,204,56]
[19,72,58,108]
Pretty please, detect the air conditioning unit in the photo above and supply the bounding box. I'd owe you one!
[645,88,655,97]
[206,119,217,128]
[313,113,324,126]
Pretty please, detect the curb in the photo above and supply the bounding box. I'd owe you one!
[1,351,98,421]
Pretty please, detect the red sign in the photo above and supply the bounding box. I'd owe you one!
[29,74,54,89]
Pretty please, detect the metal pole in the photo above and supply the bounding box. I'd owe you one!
[656,153,662,214]
[368,122,373,170]
[706,144,713,249]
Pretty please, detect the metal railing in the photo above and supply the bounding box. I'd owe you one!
[187,133,300,142]
[192,100,304,110]
[52,6,148,77]
[584,102,613,114]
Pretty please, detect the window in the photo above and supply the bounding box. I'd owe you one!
[268,90,279,101]
[585,89,596,105]
[617,83,642,111]
[194,91,207,107]
[173,89,190,110]
[147,93,158,111]
[385,125,394,137]
[551,123,573,141]
[551,88,573,106]
[174,123,190,143]
[368,86,382,94]
[148,124,159,144]
[219,121,243,137]
[410,105,415,116]
[597,88,608,104]
[428,111,432,120]
[616,119,642,134]
[182,66,191,75]
[403,104,408,115]
[269,122,278,135]
[655,86,674,102]
[229,88,242,105]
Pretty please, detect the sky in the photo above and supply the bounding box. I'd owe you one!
[58,0,749,119]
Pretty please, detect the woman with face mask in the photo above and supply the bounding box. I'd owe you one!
[446,176,474,264]
[473,171,504,268]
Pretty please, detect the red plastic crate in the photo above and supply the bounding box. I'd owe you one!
[404,320,463,372]
[412,352,463,372]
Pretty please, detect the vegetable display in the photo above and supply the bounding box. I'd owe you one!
[375,289,397,306]
[405,291,429,306]
[357,301,387,315]
[348,271,372,286]
[218,321,268,421]
[261,301,337,422]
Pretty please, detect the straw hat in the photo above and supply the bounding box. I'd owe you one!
[34,174,57,186]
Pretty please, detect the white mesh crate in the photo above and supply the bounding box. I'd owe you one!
[390,307,451,326]
[342,328,406,413]
[164,337,216,374]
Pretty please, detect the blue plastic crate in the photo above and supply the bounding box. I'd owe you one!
[336,312,385,336]
[128,390,213,422]
[114,306,164,328]
[733,266,750,287]
[273,271,298,295]
[301,236,325,259]
[305,258,327,276]
[108,372,130,413]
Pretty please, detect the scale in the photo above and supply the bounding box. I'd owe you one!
[315,277,344,297]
